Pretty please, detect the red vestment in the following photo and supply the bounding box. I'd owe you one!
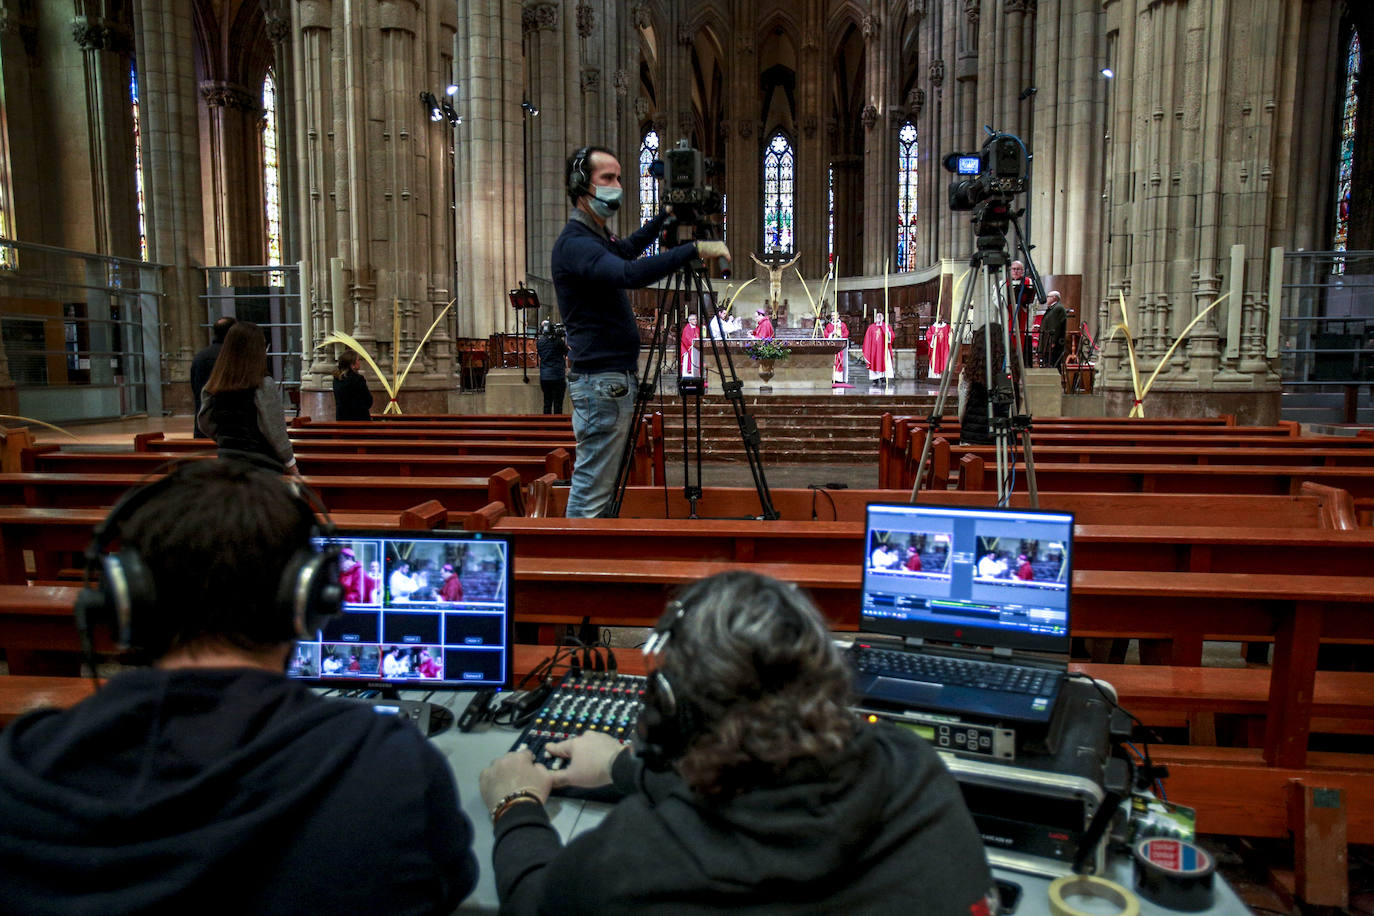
[753,317,774,339]
[825,321,849,381]
[1016,561,1034,581]
[862,322,895,375]
[680,323,700,376]
[905,553,923,572]
[440,575,464,602]
[926,322,952,378]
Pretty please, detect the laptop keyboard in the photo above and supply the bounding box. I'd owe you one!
[851,644,1059,696]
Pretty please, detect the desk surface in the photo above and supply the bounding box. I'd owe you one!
[409,690,1250,916]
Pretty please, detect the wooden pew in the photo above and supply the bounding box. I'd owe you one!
[293,414,573,429]
[22,447,573,483]
[139,436,579,459]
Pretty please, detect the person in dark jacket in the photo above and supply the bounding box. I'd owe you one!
[536,320,568,414]
[959,324,1012,446]
[553,145,732,517]
[332,351,374,421]
[0,459,479,914]
[479,571,995,915]
[197,321,298,473]
[1037,290,1068,371]
[189,315,235,437]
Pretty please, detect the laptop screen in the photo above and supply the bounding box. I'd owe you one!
[862,503,1073,655]
[287,529,513,690]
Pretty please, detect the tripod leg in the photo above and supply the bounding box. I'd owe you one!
[909,262,980,501]
[607,278,677,517]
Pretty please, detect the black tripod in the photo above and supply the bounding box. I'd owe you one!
[910,202,1041,506]
[606,244,777,520]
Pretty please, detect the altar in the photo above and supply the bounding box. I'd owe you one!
[691,335,844,392]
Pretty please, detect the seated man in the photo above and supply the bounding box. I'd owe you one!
[0,459,478,912]
[479,571,994,914]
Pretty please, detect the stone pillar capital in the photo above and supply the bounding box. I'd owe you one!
[581,67,600,94]
[736,34,754,55]
[200,80,260,113]
[522,2,557,35]
[929,58,945,86]
[575,2,594,38]
[861,14,879,40]
[71,15,133,53]
[263,12,291,44]
[613,68,630,97]
[0,7,39,56]
[861,104,879,132]
[631,1,652,31]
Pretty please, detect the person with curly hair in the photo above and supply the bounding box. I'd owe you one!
[478,571,994,914]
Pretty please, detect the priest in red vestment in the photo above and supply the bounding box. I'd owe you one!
[680,313,701,377]
[753,308,775,340]
[824,311,849,384]
[862,312,895,386]
[925,319,952,378]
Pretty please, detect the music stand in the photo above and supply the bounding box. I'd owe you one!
[508,283,541,381]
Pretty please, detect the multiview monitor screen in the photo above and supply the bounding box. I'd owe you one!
[287,529,513,691]
[862,503,1074,655]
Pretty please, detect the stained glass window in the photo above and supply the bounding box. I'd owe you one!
[762,132,794,255]
[828,164,835,266]
[897,121,919,271]
[263,71,282,282]
[1334,32,1360,272]
[639,129,660,256]
[131,63,148,261]
[0,164,12,269]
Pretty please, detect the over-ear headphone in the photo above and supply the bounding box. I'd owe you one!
[567,146,593,201]
[73,460,344,659]
[637,599,703,770]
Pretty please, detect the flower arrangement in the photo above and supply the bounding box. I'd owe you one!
[744,340,792,361]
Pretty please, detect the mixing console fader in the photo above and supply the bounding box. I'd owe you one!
[509,670,647,790]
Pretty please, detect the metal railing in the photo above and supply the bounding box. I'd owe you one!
[0,237,164,423]
[1280,250,1374,387]
[199,265,302,408]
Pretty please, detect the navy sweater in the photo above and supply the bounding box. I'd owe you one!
[551,210,698,373]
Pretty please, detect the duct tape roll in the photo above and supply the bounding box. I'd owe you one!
[1048,875,1140,916]
[1133,838,1216,911]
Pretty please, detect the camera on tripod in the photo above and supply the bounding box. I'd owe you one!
[650,139,724,225]
[943,132,1029,211]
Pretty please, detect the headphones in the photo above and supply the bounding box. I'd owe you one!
[637,599,704,770]
[568,146,593,201]
[73,460,344,658]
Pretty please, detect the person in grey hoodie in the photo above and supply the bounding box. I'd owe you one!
[480,571,995,915]
[0,459,478,914]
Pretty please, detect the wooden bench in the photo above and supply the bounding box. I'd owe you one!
[293,414,574,429]
[22,447,573,483]
[138,435,579,459]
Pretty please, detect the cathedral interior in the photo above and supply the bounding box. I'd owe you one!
[0,0,1372,423]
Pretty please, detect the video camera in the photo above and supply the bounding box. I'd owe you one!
[943,132,1029,211]
[650,139,724,225]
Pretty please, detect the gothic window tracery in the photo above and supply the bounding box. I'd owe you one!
[762,131,795,255]
[1334,31,1360,272]
[828,164,835,266]
[263,71,282,279]
[896,121,918,271]
[131,63,148,261]
[639,128,660,256]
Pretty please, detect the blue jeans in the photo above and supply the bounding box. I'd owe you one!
[565,370,636,518]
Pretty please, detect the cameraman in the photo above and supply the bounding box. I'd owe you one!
[536,320,568,414]
[552,145,731,518]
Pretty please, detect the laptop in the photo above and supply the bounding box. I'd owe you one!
[851,503,1074,724]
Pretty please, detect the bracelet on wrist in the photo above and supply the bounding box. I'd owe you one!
[489,789,543,824]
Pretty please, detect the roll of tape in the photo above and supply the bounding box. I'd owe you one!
[1133,837,1216,912]
[1048,875,1140,916]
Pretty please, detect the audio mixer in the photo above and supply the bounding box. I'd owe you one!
[509,670,647,792]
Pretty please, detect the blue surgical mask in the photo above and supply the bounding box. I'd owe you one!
[588,185,622,219]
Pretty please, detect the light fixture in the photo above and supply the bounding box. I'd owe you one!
[419,90,442,121]
[445,84,459,96]
[1100,67,1114,79]
[441,101,461,125]
[521,99,539,117]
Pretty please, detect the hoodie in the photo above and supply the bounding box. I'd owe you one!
[492,723,993,915]
[0,667,477,915]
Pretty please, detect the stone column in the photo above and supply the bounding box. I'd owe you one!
[456,0,526,340]
[132,0,207,403]
[200,80,265,266]
[71,8,140,260]
[795,2,827,281]
[726,25,759,259]
[860,10,893,275]
[523,1,565,317]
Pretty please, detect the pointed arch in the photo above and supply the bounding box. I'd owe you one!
[896,121,918,271]
[762,130,796,256]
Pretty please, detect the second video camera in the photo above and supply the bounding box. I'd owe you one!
[651,139,724,220]
[943,132,1029,211]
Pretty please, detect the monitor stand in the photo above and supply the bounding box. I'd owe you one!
[352,689,451,737]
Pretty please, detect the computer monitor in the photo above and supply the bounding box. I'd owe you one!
[287,529,514,692]
[862,503,1073,654]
